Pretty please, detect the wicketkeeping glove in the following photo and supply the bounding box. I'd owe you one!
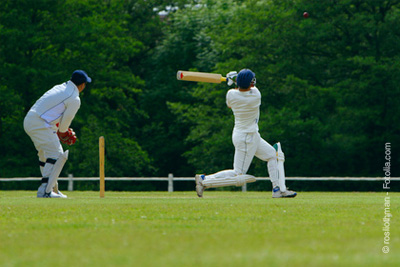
[57,128,77,145]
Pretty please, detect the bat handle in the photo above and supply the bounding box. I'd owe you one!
[221,77,227,82]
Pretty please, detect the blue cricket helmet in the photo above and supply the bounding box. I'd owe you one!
[236,69,255,89]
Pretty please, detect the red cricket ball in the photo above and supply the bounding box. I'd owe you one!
[303,12,309,18]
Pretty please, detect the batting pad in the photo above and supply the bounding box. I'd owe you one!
[202,174,256,188]
[275,143,287,192]
[46,150,69,193]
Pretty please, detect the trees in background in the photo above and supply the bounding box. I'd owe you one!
[0,0,162,177]
[159,0,400,176]
[1,0,399,178]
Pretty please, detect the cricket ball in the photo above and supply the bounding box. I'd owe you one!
[303,12,309,18]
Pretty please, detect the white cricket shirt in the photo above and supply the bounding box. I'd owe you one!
[226,87,261,133]
[29,81,81,132]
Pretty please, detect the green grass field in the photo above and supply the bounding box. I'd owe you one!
[0,191,398,267]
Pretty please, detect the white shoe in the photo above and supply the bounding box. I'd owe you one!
[37,183,62,198]
[195,174,205,198]
[272,186,297,198]
[55,190,68,198]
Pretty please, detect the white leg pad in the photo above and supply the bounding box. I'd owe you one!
[202,174,256,188]
[276,143,287,192]
[46,150,69,193]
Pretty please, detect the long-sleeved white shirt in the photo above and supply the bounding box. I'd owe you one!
[226,87,261,133]
[29,81,81,132]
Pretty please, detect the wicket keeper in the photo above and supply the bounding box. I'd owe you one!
[24,70,91,198]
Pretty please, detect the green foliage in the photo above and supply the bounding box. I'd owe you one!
[139,1,235,176]
[0,0,162,177]
[166,0,400,177]
[0,0,399,178]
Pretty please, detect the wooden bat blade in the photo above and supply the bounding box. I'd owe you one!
[177,70,226,83]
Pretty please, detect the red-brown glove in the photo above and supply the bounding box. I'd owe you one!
[57,128,77,145]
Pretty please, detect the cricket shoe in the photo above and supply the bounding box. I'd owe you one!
[37,183,62,198]
[54,190,68,198]
[272,186,297,198]
[195,174,205,198]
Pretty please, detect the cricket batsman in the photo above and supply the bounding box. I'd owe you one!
[195,69,297,198]
[23,70,91,198]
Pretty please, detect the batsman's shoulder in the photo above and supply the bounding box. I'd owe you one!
[226,89,237,101]
[227,88,239,95]
[251,86,261,96]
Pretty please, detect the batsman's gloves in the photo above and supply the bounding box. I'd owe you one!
[57,128,77,145]
[226,71,238,86]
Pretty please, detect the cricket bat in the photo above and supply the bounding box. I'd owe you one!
[177,70,227,83]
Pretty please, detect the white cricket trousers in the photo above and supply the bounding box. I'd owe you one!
[23,112,64,178]
[206,131,279,185]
